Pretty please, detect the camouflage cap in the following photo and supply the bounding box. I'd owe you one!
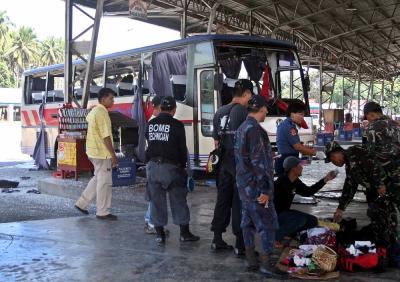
[325,141,343,163]
[248,95,267,111]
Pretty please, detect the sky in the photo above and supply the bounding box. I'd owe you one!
[1,0,180,54]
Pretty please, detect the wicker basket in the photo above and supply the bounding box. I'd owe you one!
[312,245,338,272]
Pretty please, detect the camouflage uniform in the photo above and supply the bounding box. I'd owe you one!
[338,145,398,245]
[234,116,278,253]
[364,116,400,210]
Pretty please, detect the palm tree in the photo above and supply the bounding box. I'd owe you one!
[6,26,39,87]
[0,10,14,50]
[39,37,64,66]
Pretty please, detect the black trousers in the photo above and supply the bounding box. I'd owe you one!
[211,165,243,239]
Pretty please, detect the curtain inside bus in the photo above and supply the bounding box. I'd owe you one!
[150,49,187,97]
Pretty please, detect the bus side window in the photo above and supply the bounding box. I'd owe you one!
[199,70,215,137]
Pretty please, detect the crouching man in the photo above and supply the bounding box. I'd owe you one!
[234,95,282,277]
[274,156,337,246]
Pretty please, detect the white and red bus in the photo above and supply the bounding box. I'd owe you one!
[21,34,314,170]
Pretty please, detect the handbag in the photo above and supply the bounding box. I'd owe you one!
[206,104,237,174]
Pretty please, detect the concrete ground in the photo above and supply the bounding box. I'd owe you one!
[0,158,400,281]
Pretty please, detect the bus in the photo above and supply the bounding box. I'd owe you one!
[21,34,314,170]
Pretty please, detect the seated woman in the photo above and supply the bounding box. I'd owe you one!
[273,156,337,247]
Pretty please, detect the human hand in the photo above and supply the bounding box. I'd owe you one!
[377,185,386,196]
[333,209,344,223]
[257,193,269,205]
[111,155,119,168]
[324,170,337,183]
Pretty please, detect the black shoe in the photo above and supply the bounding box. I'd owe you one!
[156,235,166,246]
[234,247,246,258]
[211,240,233,252]
[96,214,118,220]
[75,205,89,215]
[245,249,259,272]
[259,253,288,278]
[180,232,200,242]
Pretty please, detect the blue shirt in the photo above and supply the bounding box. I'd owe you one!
[276,118,300,155]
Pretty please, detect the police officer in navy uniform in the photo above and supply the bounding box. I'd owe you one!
[145,96,200,245]
[275,102,316,176]
[211,79,253,256]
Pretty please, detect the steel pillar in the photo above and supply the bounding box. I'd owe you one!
[357,76,361,122]
[64,0,73,103]
[82,0,104,108]
[289,70,293,99]
[319,59,323,129]
[380,80,384,105]
[180,0,187,38]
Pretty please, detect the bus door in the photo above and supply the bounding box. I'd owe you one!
[195,68,218,168]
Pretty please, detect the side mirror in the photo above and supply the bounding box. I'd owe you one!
[214,73,224,92]
[304,75,311,92]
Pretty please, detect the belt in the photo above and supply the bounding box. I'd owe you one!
[149,157,178,166]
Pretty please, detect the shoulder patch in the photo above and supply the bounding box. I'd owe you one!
[290,128,297,136]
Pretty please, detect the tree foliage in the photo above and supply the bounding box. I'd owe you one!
[0,10,64,88]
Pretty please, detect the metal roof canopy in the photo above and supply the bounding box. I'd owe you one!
[73,0,400,81]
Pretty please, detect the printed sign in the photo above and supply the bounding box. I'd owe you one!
[57,141,77,167]
[129,0,148,19]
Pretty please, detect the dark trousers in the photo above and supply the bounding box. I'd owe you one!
[276,209,318,241]
[147,161,190,227]
[275,153,299,176]
[211,165,243,241]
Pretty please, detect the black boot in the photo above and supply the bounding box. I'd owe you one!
[179,225,200,242]
[259,253,287,278]
[245,248,259,271]
[211,232,233,251]
[155,226,166,246]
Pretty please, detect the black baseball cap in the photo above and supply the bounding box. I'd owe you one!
[151,96,163,107]
[363,101,383,116]
[234,79,254,95]
[248,95,267,111]
[160,96,177,111]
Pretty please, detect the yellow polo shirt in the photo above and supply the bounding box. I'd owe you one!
[86,104,113,159]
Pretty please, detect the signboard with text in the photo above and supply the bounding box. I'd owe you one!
[129,0,148,19]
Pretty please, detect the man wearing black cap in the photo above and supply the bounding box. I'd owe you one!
[274,156,336,245]
[211,79,253,256]
[363,101,400,211]
[145,96,199,245]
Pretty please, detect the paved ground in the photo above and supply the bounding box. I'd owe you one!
[0,158,399,281]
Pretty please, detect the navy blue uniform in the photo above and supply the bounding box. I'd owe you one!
[275,118,300,175]
[235,116,278,254]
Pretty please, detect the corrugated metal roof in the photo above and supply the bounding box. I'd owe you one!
[72,0,400,79]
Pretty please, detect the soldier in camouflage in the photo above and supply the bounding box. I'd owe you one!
[234,95,281,277]
[363,101,400,211]
[325,141,398,246]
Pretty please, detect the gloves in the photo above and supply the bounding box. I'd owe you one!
[315,151,326,160]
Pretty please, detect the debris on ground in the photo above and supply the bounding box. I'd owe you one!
[0,180,19,188]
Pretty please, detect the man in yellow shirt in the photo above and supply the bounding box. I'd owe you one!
[75,88,118,220]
